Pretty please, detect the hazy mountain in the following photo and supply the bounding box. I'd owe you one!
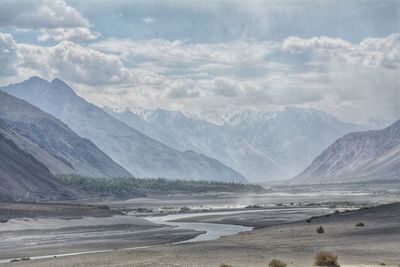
[0,133,78,201]
[106,106,365,182]
[1,77,247,183]
[0,91,131,178]
[290,119,400,184]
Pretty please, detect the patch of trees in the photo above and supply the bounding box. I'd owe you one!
[59,175,266,198]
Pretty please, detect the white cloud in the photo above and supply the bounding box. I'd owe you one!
[0,0,89,29]
[282,34,400,69]
[359,33,400,69]
[213,78,240,97]
[37,27,100,42]
[0,33,18,76]
[0,32,398,124]
[17,41,134,85]
[0,0,98,42]
[142,17,155,24]
[282,36,351,53]
[90,38,278,66]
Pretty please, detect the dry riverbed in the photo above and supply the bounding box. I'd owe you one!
[4,203,400,267]
[0,192,399,267]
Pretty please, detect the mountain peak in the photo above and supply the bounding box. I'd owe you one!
[50,78,77,96]
[51,77,66,86]
[25,76,49,85]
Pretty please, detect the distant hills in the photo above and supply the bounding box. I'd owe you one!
[290,119,400,184]
[105,106,365,182]
[1,77,247,183]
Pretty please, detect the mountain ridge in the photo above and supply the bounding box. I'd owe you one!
[1,77,247,183]
[0,90,131,178]
[105,105,366,182]
[290,119,400,184]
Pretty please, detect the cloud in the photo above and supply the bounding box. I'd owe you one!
[0,33,18,76]
[37,27,100,42]
[142,17,155,24]
[359,33,400,69]
[0,31,398,124]
[282,36,351,53]
[0,0,89,29]
[213,78,240,97]
[90,38,278,66]
[0,0,98,42]
[282,34,400,69]
[17,41,133,85]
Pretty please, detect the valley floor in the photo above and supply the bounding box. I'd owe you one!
[0,191,399,267]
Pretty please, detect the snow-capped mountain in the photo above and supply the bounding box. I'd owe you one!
[290,119,400,184]
[106,105,366,182]
[1,77,247,183]
[223,109,276,127]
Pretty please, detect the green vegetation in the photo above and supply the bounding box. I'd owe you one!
[59,175,265,198]
[269,259,287,267]
[355,222,365,227]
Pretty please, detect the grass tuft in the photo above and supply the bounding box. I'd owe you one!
[269,259,287,267]
[314,251,340,267]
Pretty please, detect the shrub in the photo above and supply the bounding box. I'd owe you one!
[316,226,325,234]
[269,259,287,267]
[355,222,365,227]
[314,251,340,267]
[306,218,312,223]
[219,264,233,267]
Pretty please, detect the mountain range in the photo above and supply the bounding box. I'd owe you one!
[290,119,400,184]
[2,76,395,191]
[0,90,130,178]
[1,77,247,183]
[105,106,366,182]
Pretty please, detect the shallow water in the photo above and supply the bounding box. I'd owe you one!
[146,213,253,243]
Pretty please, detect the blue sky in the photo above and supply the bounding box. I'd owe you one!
[0,0,399,124]
[72,0,399,42]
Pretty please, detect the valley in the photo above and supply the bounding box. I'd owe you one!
[0,187,399,266]
[0,2,398,266]
[0,78,398,267]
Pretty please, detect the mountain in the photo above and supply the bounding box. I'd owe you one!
[0,133,78,201]
[1,77,247,183]
[105,106,365,182]
[290,119,400,184]
[0,91,131,178]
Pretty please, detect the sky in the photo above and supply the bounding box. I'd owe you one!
[0,0,399,125]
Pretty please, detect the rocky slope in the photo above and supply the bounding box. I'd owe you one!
[0,91,131,178]
[290,119,400,184]
[0,133,78,201]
